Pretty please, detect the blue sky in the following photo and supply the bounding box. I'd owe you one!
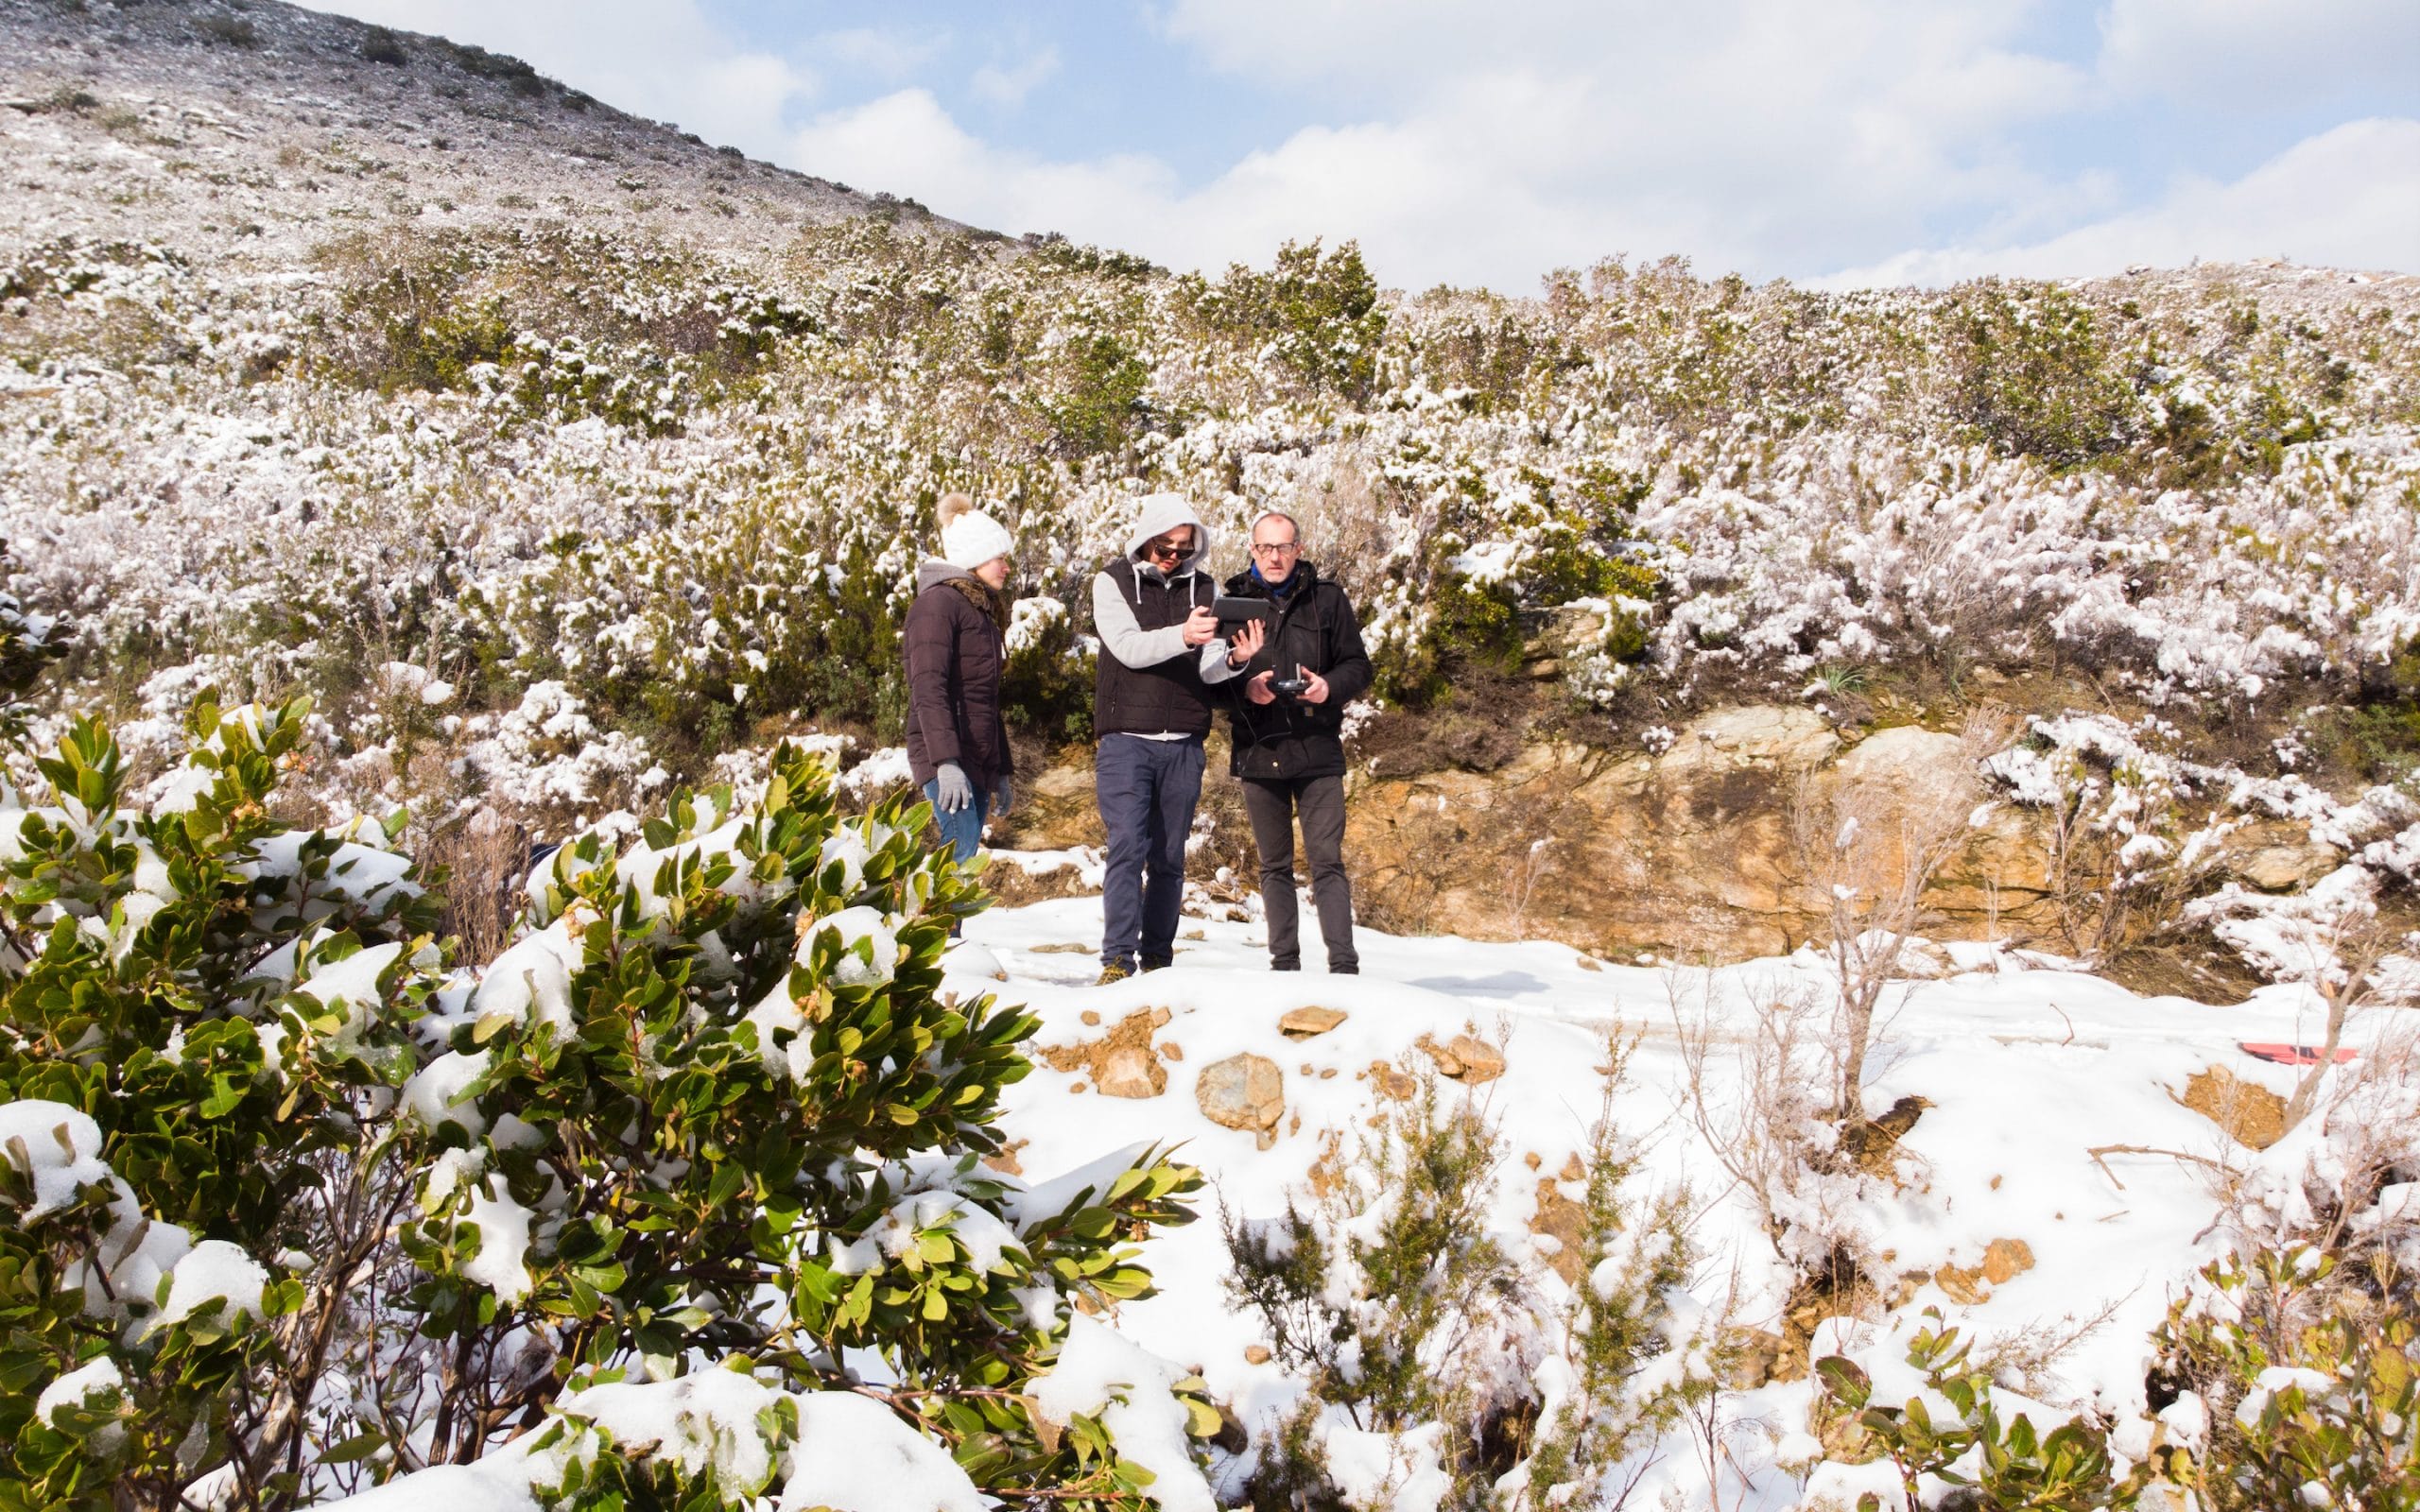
[311,0,2420,293]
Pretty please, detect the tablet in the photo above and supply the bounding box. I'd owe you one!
[1212,593,1275,622]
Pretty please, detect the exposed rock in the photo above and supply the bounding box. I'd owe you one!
[1417,1035,1463,1078]
[1935,1237,2037,1304]
[1934,1262,1990,1306]
[2218,820,2343,892]
[980,1139,1027,1177]
[1530,1168,1588,1286]
[1339,705,2051,963]
[1080,1009,1101,1027]
[1981,1237,2035,1285]
[1726,1328,1790,1389]
[1160,1041,1184,1061]
[1279,1005,1348,1039]
[1096,1043,1166,1100]
[1198,1053,1285,1147]
[1365,1060,1419,1100]
[2177,1064,2289,1149]
[1038,1009,1167,1100]
[1243,1344,1271,1366]
[1450,1035,1506,1082]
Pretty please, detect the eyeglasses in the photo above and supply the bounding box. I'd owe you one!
[1251,541,1301,558]
[1144,534,1196,561]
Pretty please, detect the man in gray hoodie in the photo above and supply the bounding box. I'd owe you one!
[1089,492,1259,983]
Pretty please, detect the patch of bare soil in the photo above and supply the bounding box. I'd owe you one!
[2100,930,2268,1005]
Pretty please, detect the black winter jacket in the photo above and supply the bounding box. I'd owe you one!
[903,564,1012,788]
[1219,562,1373,781]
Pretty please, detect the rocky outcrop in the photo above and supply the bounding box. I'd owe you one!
[1342,707,2057,961]
[994,703,2350,966]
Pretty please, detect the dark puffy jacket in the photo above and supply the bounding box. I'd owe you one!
[1220,562,1373,781]
[904,562,1012,787]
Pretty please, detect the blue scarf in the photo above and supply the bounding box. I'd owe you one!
[1252,563,1304,604]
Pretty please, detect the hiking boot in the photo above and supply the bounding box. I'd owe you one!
[1139,955,1173,973]
[1096,959,1134,986]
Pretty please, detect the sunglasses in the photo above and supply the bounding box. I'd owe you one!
[1144,534,1197,561]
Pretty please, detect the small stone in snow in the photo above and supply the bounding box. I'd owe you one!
[1447,1035,1505,1083]
[1982,1237,2035,1285]
[1096,1043,1166,1100]
[1279,1005,1348,1039]
[1197,1053,1284,1148]
[1160,1041,1184,1061]
[1080,1009,1101,1027]
[1244,1345,1271,1365]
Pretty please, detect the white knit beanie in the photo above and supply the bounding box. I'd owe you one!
[938,491,1013,571]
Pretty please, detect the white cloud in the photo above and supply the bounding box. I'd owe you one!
[1817,117,2420,287]
[971,46,1061,108]
[304,0,812,158]
[2097,0,2420,103]
[813,26,949,81]
[310,0,2420,293]
[792,1,2102,291]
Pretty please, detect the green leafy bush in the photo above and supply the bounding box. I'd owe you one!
[0,699,1211,1508]
[2146,1246,2419,1512]
[1818,1310,2151,1512]
[1948,284,2138,469]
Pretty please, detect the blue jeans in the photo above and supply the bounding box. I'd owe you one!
[922,779,991,867]
[1096,734,1206,970]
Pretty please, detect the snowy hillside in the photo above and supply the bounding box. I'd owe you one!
[960,892,2417,1507]
[3,4,2419,1507]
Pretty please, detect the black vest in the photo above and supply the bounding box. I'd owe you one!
[1095,558,1215,738]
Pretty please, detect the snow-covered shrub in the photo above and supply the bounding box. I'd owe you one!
[0,698,443,1507]
[0,708,1212,1508]
[0,541,67,740]
[1816,1310,2152,1511]
[2145,1246,2418,1512]
[1225,1049,1714,1508]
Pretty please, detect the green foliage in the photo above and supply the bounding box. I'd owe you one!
[1948,284,2138,469]
[0,543,66,740]
[1187,240,1389,403]
[1512,1046,1707,1509]
[1819,1310,2151,1512]
[1000,600,1094,744]
[1226,1045,1708,1508]
[1045,329,1150,457]
[0,705,1209,1507]
[2147,1246,2419,1512]
[0,698,442,1508]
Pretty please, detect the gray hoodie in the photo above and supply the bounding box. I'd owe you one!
[1090,493,1243,691]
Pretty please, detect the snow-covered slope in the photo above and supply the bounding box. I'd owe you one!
[960,893,2415,1506]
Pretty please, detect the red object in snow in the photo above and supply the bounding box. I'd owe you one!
[2238,1042,2360,1066]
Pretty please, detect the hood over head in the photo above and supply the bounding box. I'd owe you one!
[1123,492,1214,576]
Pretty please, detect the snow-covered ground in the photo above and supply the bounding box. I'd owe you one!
[953,884,2411,1507]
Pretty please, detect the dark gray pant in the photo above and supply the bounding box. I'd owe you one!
[1096,734,1206,970]
[1242,774,1357,972]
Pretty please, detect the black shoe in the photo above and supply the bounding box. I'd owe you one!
[1329,964,1358,975]
[1270,960,1301,972]
[1097,960,1134,986]
[1139,955,1173,973]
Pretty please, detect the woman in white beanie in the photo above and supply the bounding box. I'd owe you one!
[904,492,1017,874]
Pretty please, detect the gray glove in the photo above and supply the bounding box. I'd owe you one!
[993,774,1013,816]
[934,761,974,813]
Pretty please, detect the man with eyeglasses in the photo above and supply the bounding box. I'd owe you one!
[1220,509,1372,974]
[1088,492,1253,984]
